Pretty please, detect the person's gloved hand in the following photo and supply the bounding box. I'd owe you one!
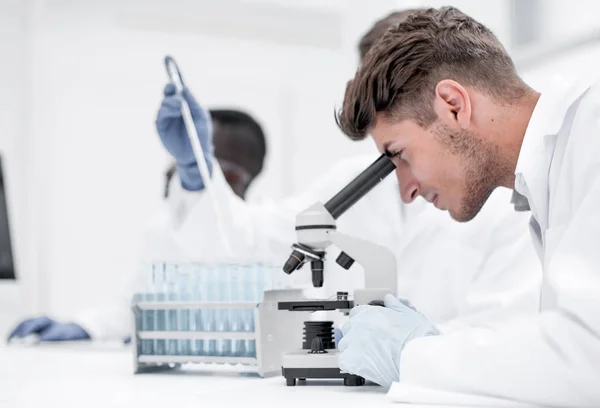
[338,294,439,387]
[334,327,343,347]
[156,83,214,191]
[7,316,90,343]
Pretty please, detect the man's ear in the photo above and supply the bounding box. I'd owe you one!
[433,79,471,129]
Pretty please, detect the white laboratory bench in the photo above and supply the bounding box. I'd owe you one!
[0,343,402,408]
[1,343,531,408]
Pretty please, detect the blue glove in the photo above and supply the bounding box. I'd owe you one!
[338,294,439,387]
[7,316,90,342]
[155,83,214,191]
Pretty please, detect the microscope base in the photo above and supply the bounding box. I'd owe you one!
[281,349,365,386]
[282,367,365,386]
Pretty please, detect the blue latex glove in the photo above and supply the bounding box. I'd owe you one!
[155,83,214,191]
[338,294,439,387]
[7,316,90,342]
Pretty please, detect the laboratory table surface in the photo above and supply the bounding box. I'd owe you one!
[0,343,486,408]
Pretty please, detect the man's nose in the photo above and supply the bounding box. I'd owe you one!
[395,165,420,203]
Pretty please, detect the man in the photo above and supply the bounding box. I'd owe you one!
[145,11,539,333]
[164,110,266,200]
[163,108,266,200]
[7,106,267,342]
[335,6,600,406]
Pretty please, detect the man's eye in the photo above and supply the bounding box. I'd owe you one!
[393,151,410,166]
[385,149,404,164]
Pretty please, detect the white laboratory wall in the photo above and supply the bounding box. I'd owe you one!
[520,41,600,92]
[508,0,600,89]
[0,0,31,334]
[27,0,406,318]
[538,0,600,45]
[11,0,518,323]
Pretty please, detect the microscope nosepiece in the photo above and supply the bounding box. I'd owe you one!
[283,250,305,274]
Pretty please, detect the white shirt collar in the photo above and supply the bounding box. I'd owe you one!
[514,74,597,229]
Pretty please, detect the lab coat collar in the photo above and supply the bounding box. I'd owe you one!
[514,75,598,229]
[514,77,576,229]
[514,78,569,178]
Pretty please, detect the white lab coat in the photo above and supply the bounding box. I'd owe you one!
[77,154,540,342]
[390,75,600,406]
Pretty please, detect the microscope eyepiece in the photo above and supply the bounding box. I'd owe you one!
[283,250,305,274]
[324,154,396,219]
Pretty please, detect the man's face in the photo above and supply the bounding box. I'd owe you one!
[214,122,256,199]
[218,158,252,199]
[371,115,504,222]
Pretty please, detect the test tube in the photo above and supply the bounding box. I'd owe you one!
[215,263,231,357]
[244,264,257,358]
[203,264,216,356]
[230,264,242,356]
[152,263,166,355]
[191,263,204,356]
[178,264,191,356]
[166,264,178,355]
[252,263,269,358]
[141,263,155,355]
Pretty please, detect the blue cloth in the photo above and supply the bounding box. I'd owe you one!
[338,294,439,387]
[7,316,90,342]
[156,83,214,191]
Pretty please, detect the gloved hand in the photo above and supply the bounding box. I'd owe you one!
[338,294,439,387]
[334,327,343,347]
[7,316,90,342]
[156,83,214,191]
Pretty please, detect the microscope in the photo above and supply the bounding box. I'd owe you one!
[278,154,398,386]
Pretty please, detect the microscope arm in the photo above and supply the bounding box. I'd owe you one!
[328,230,397,306]
[283,154,398,304]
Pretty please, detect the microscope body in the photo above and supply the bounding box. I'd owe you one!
[278,154,398,386]
[292,202,397,306]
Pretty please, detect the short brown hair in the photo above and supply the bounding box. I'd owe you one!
[358,10,420,60]
[337,7,527,140]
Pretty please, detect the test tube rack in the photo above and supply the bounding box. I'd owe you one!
[132,289,310,377]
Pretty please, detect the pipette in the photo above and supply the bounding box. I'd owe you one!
[164,56,233,256]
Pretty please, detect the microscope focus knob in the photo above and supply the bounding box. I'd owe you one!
[336,252,355,270]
